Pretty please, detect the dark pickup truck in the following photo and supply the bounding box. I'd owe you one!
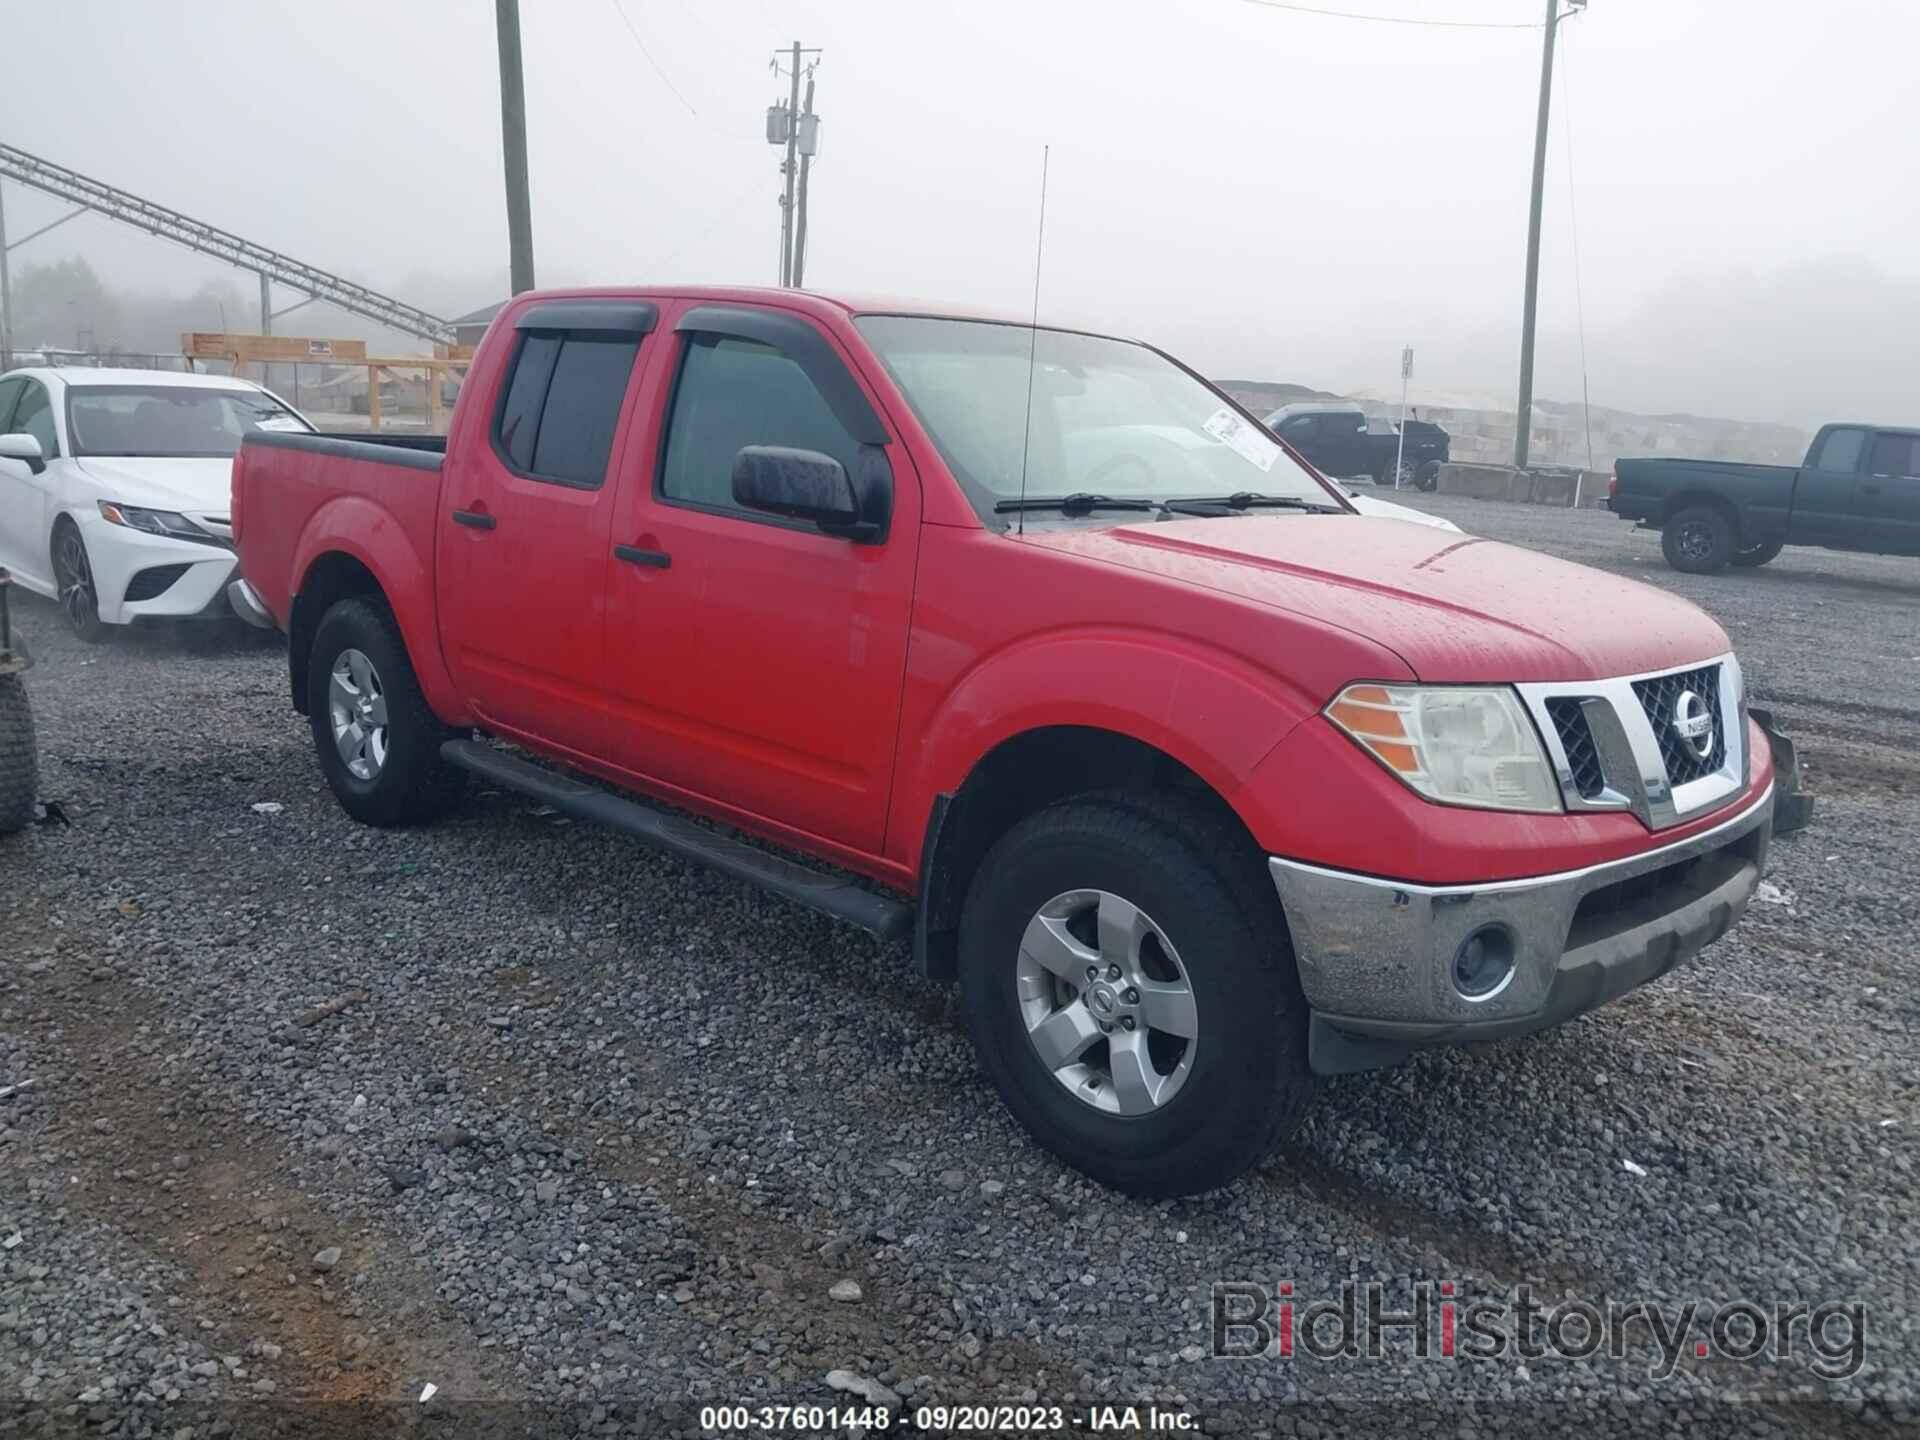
[1612,423,1920,573]
[1264,403,1450,489]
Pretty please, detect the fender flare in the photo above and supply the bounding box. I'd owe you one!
[289,495,467,723]
[896,627,1320,863]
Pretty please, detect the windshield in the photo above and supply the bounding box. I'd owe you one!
[66,385,311,458]
[855,316,1337,517]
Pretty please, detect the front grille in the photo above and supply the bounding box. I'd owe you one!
[1545,697,1606,799]
[1632,663,1724,786]
[124,564,191,602]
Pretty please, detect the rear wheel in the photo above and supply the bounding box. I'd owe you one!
[1662,505,1734,574]
[51,520,108,643]
[0,673,36,836]
[1730,539,1784,568]
[307,598,465,826]
[958,792,1313,1196]
[1415,460,1441,492]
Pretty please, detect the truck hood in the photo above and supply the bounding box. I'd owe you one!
[73,457,233,517]
[1019,514,1728,683]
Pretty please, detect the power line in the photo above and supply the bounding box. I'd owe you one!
[608,0,700,116]
[1240,0,1542,28]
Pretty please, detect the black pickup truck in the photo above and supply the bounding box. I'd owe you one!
[1264,403,1450,489]
[1612,422,1920,573]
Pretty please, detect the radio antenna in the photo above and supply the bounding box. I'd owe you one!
[1014,144,1050,537]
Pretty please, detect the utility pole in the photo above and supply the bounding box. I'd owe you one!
[1512,0,1581,470]
[496,0,536,295]
[793,74,816,288]
[779,41,802,287]
[766,43,821,286]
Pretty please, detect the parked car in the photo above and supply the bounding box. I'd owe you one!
[1611,422,1920,573]
[0,568,35,834]
[0,367,314,639]
[232,286,1799,1196]
[1264,402,1449,488]
[1341,487,1463,533]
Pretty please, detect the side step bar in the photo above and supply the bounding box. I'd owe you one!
[440,740,914,942]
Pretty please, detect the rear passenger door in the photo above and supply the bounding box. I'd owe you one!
[436,300,656,757]
[599,303,918,855]
[1790,425,1869,547]
[1860,431,1920,555]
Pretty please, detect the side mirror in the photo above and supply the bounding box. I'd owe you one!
[732,445,862,535]
[0,433,46,476]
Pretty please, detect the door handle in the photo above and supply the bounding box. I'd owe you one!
[1862,483,1884,495]
[451,509,497,530]
[614,544,671,569]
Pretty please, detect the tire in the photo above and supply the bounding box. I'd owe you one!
[1416,461,1441,492]
[1730,539,1784,569]
[50,519,109,643]
[1661,505,1734,574]
[958,791,1313,1196]
[0,673,36,836]
[307,597,465,826]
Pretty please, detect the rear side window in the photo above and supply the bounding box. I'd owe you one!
[1811,427,1867,473]
[658,335,859,514]
[492,332,638,487]
[1868,433,1920,479]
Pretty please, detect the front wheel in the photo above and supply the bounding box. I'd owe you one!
[958,793,1313,1196]
[1661,505,1734,574]
[0,673,37,835]
[51,521,109,643]
[1730,539,1784,568]
[307,598,465,826]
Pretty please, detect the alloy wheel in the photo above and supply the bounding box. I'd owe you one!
[1014,888,1199,1116]
[328,648,390,781]
[56,529,97,633]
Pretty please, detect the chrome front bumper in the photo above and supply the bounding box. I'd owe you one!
[1270,783,1774,1075]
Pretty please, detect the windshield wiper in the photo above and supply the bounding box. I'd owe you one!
[993,493,1161,516]
[1164,492,1345,515]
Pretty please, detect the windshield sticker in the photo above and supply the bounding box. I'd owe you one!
[1202,408,1279,473]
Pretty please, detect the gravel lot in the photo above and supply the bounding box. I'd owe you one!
[2,498,1914,1436]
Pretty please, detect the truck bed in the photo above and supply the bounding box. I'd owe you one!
[234,429,446,632]
[1610,455,1796,524]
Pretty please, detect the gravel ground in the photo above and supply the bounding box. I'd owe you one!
[1,501,1915,1437]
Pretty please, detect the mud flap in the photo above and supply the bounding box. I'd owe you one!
[1749,706,1813,835]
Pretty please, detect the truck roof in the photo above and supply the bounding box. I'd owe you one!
[502,285,1081,333]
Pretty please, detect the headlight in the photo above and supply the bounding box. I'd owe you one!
[1327,683,1562,814]
[98,501,218,543]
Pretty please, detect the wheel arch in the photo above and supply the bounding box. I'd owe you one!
[285,495,465,723]
[913,725,1271,982]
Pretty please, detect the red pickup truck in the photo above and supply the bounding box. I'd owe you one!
[229,287,1800,1196]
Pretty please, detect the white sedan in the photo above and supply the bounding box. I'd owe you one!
[1341,486,1464,533]
[0,367,312,640]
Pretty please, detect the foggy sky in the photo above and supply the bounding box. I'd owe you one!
[4,0,1914,429]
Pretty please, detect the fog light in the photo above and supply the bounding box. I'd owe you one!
[1453,925,1516,1000]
